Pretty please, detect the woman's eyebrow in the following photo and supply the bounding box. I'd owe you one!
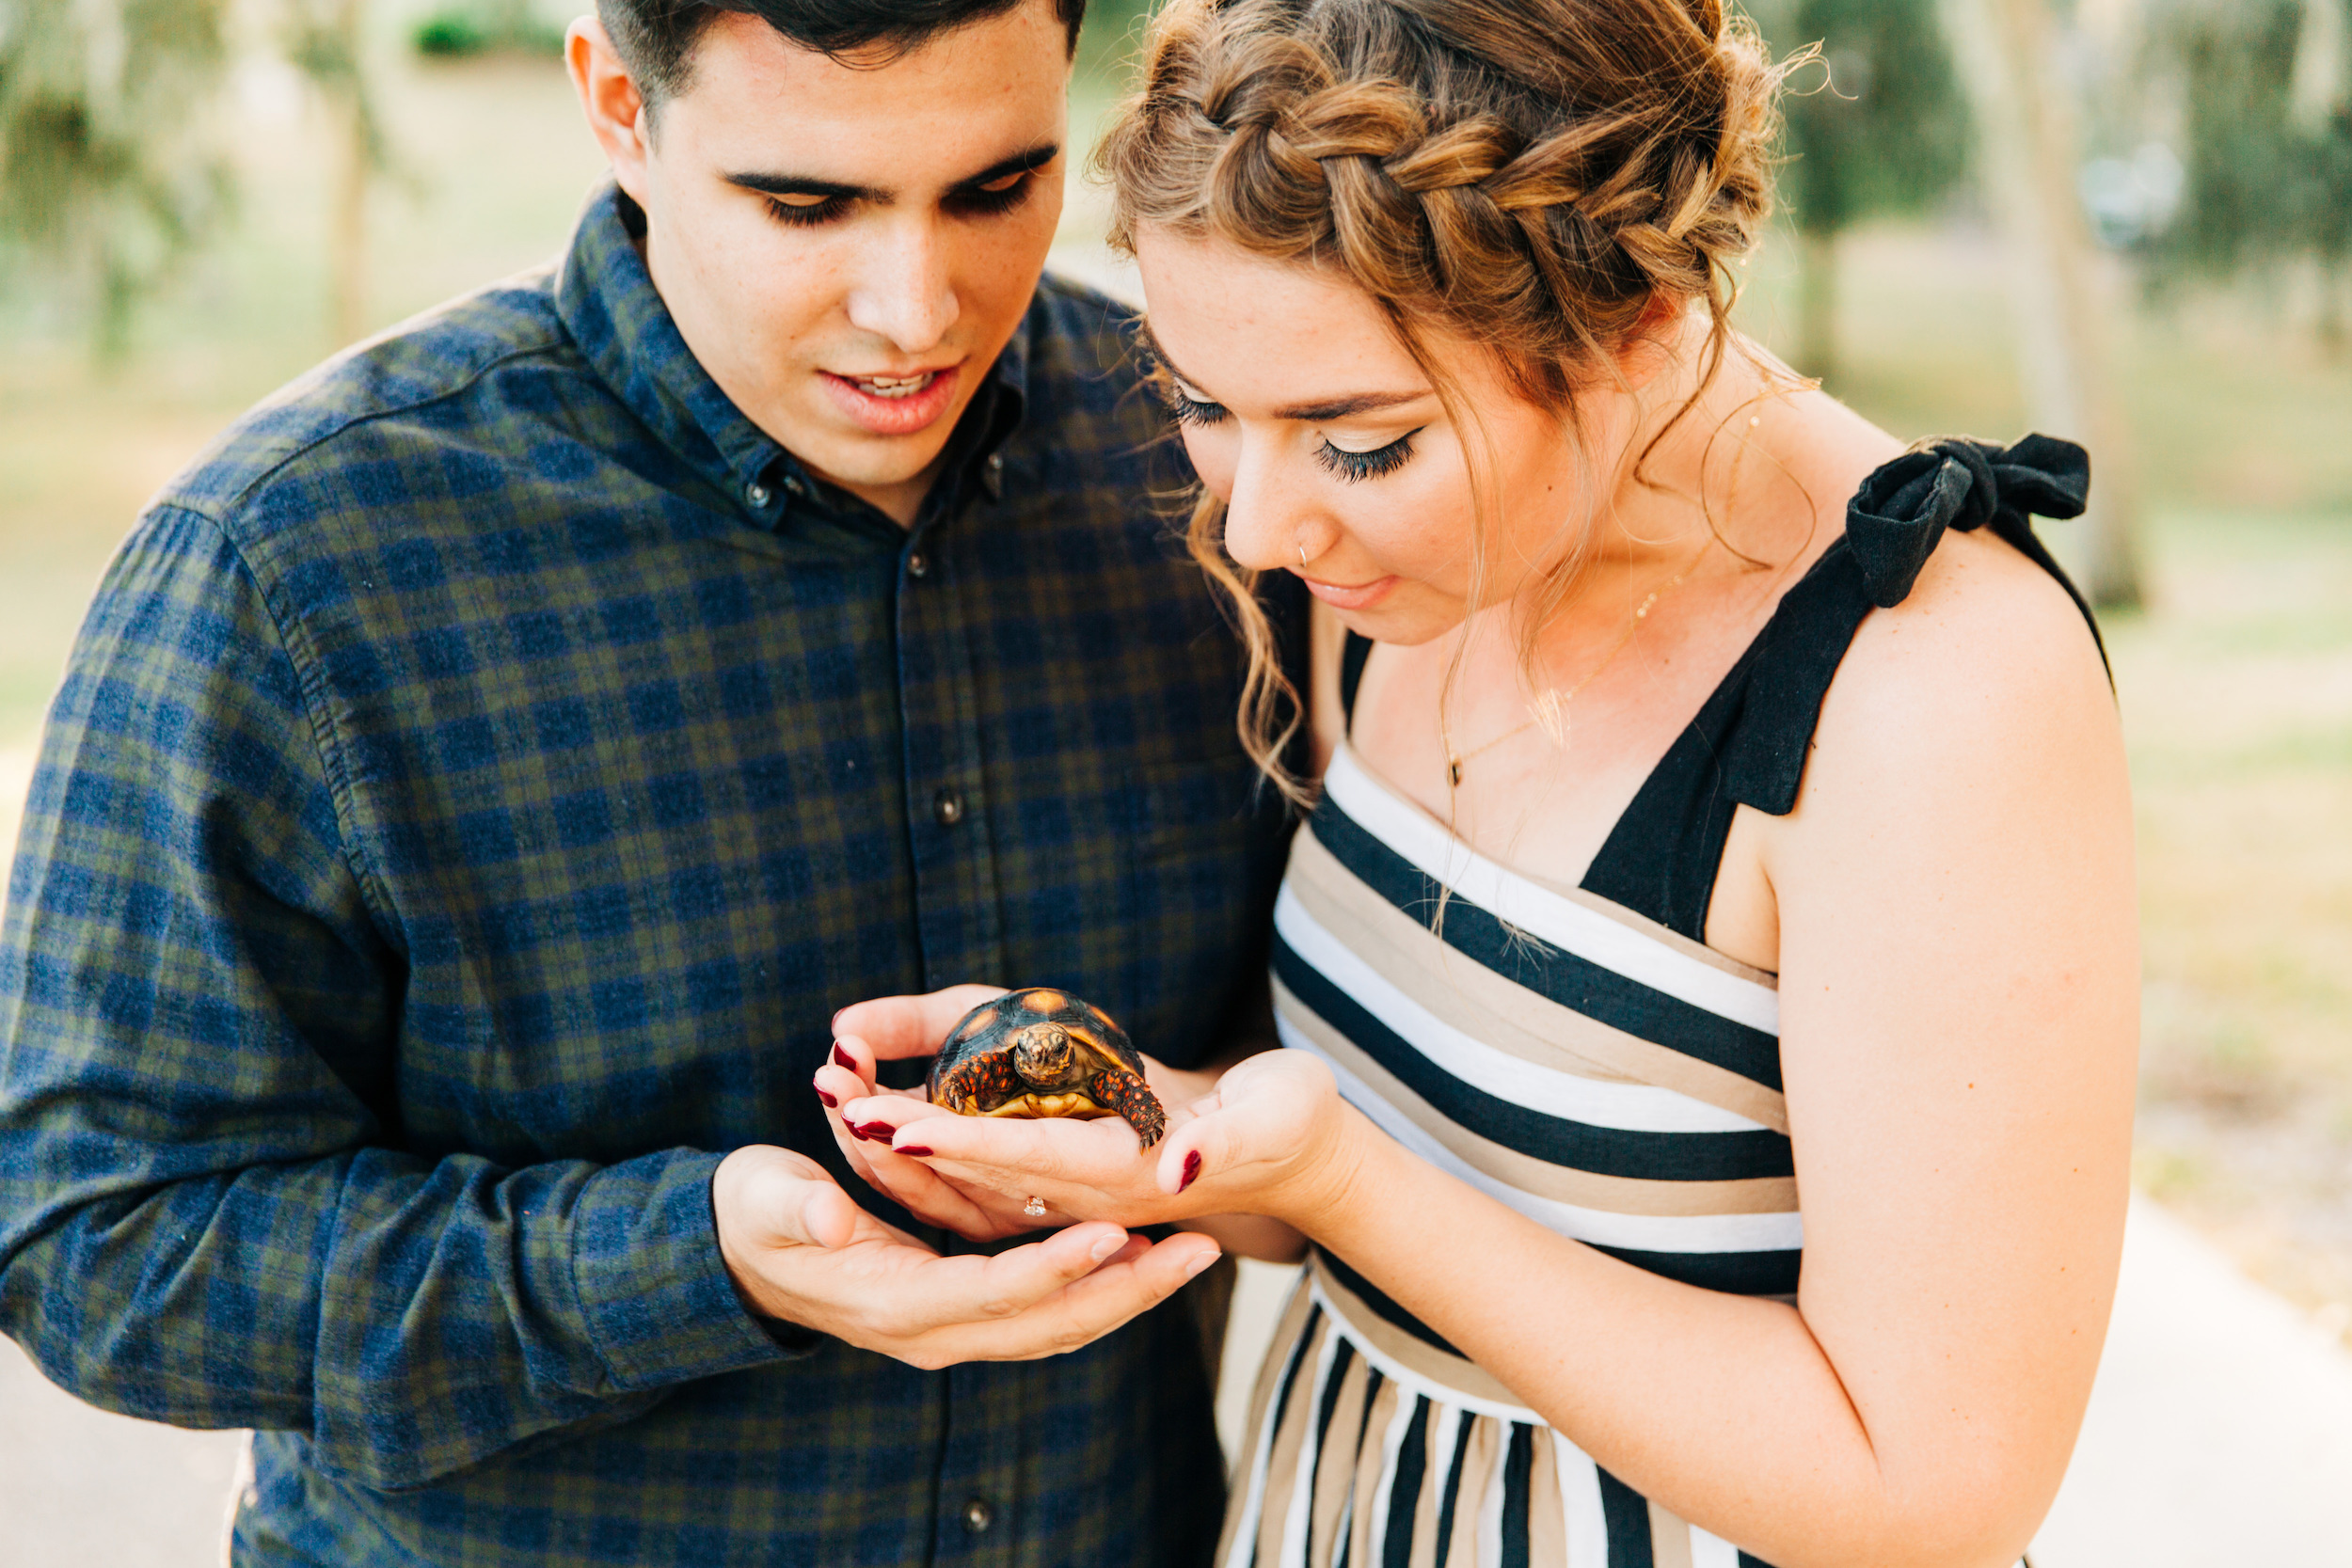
[1139,325,1425,419]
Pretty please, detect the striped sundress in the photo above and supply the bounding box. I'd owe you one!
[1219,437,2103,1568]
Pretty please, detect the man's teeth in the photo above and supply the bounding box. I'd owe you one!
[850,372,936,400]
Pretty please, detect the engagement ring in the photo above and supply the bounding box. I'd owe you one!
[1023,1196,1047,1219]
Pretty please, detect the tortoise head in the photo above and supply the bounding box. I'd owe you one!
[1010,1023,1085,1089]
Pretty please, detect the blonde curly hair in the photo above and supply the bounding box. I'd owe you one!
[1096,0,1796,800]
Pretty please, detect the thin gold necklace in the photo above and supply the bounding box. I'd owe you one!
[1444,548,1706,786]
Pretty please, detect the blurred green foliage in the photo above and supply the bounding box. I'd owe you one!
[2143,0,2352,344]
[0,0,235,365]
[411,2,566,61]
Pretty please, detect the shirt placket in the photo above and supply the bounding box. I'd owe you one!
[893,494,1008,991]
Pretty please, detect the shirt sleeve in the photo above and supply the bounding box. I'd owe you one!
[0,504,788,1491]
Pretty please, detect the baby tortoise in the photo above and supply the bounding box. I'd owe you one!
[927,989,1167,1148]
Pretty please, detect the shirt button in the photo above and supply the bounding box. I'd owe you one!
[961,1497,993,1533]
[907,551,930,578]
[932,788,965,827]
[745,481,771,508]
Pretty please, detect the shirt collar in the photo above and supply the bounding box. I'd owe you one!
[555,182,1029,531]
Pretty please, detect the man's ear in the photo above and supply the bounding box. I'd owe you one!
[567,18,654,207]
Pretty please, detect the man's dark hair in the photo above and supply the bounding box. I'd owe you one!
[599,0,1088,104]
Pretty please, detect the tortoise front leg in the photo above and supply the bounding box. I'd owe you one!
[1088,1071,1167,1148]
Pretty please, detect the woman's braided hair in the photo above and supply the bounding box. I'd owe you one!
[1097,0,1793,799]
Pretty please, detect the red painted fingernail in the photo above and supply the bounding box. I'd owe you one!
[817,1088,837,1108]
[842,1116,864,1140]
[855,1121,895,1141]
[1180,1150,1202,1192]
[895,1145,934,1158]
[833,1043,855,1070]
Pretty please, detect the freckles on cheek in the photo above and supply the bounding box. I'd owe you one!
[1182,430,1236,499]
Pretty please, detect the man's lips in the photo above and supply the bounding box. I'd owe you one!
[1294,570,1397,611]
[819,364,961,437]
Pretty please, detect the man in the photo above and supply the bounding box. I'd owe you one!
[0,2,1298,1562]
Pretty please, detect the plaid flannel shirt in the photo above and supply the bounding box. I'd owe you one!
[0,185,1299,1567]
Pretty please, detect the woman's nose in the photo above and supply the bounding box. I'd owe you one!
[1219,440,1321,574]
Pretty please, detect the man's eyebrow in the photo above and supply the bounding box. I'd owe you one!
[946,141,1062,194]
[1140,325,1429,422]
[723,143,1061,207]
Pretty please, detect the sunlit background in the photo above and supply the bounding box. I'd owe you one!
[2,0,2349,1560]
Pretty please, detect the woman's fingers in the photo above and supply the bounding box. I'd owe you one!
[834,985,1009,1063]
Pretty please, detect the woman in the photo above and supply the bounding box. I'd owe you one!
[821,1,2138,1562]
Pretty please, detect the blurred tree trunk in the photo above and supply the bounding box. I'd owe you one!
[1796,228,1840,383]
[1940,0,2146,610]
[286,0,382,348]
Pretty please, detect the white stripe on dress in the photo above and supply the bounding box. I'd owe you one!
[1689,1525,1740,1568]
[1321,749,1781,1036]
[1555,1429,1611,1568]
[1282,1017,1807,1256]
[1277,888,1771,1134]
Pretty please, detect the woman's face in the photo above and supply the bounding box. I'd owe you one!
[1135,225,1600,646]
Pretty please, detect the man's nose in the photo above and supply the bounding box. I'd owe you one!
[844,219,961,354]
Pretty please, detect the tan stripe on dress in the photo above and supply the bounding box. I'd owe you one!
[1310,1350,1373,1568]
[1256,1314,1331,1568]
[1350,1376,1402,1568]
[1285,832,1790,1134]
[1221,1282,1320,1568]
[1446,1418,1502,1568]
[1527,1427,1567,1568]
[1279,990,1800,1219]
[1647,1498,1696,1568]
[1406,1404,1450,1568]
[1311,1256,1529,1411]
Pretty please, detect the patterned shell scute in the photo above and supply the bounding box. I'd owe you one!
[930,989,1146,1089]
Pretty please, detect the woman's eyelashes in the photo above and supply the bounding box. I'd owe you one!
[1166,384,1231,427]
[1315,430,1422,483]
[1164,379,1420,483]
[761,172,1036,230]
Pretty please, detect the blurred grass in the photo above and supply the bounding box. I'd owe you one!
[1,39,2349,1338]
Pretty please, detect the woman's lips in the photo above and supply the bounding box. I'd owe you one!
[820,365,961,437]
[1295,570,1396,611]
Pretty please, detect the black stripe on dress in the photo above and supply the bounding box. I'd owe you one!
[1432,1412,1474,1568]
[1320,1249,1463,1355]
[1501,1423,1535,1568]
[1598,1465,1654,1568]
[1587,1243,1803,1297]
[1277,938,1796,1181]
[1382,1396,1433,1568]
[1307,802,1784,1089]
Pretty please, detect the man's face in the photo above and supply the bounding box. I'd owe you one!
[573,4,1071,524]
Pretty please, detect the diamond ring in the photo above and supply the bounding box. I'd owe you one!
[1022,1196,1047,1220]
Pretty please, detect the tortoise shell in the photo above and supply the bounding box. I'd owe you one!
[928,989,1167,1148]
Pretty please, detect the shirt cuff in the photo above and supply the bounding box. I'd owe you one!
[567,1148,804,1391]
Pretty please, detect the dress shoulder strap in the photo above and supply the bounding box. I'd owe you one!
[1339,630,1374,736]
[1581,434,2104,940]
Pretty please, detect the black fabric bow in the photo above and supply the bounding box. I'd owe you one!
[1845,434,2091,610]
